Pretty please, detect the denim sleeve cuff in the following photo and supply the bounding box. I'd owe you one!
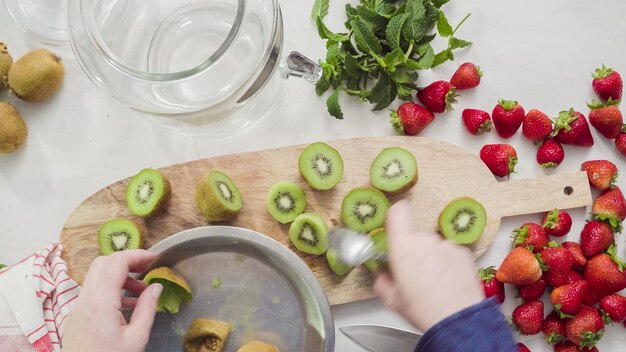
[415,298,517,352]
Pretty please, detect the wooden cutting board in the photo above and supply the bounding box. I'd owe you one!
[60,136,592,305]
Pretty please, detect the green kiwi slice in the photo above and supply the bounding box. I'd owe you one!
[289,213,328,255]
[126,168,171,217]
[364,228,388,272]
[299,142,344,190]
[195,170,242,222]
[326,248,353,276]
[370,147,418,194]
[341,187,390,233]
[438,197,487,245]
[267,181,306,223]
[98,219,142,255]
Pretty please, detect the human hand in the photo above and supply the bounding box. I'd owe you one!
[63,250,162,352]
[373,200,485,332]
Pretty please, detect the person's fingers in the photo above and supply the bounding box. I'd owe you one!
[121,297,138,310]
[385,200,414,253]
[83,250,156,299]
[373,272,397,310]
[123,277,148,294]
[126,283,162,345]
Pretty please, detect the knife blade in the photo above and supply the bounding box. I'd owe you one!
[340,324,422,352]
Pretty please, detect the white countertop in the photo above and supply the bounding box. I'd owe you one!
[1,0,626,350]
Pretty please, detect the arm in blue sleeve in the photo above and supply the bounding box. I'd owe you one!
[415,298,517,352]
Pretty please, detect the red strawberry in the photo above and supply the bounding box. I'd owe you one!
[581,160,619,191]
[523,109,553,142]
[580,220,615,258]
[417,80,457,113]
[599,294,626,323]
[478,266,505,304]
[462,109,492,135]
[592,64,623,101]
[479,144,518,178]
[561,242,587,269]
[492,99,525,138]
[496,247,542,285]
[512,300,544,335]
[554,341,598,352]
[617,128,626,157]
[536,138,565,169]
[542,243,575,287]
[592,186,626,233]
[551,280,588,317]
[565,305,605,348]
[553,109,594,147]
[543,310,567,344]
[450,62,482,90]
[588,99,624,139]
[542,209,573,237]
[517,278,546,302]
[513,223,549,253]
[390,102,435,136]
[517,343,531,352]
[564,271,584,285]
[584,245,626,305]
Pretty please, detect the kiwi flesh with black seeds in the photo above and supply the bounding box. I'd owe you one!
[126,168,171,217]
[341,187,390,233]
[438,197,486,245]
[267,181,306,224]
[195,170,243,222]
[370,147,418,194]
[326,248,352,276]
[289,213,328,255]
[364,228,388,272]
[299,142,344,190]
[98,219,142,255]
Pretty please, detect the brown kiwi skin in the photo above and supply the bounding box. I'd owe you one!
[8,49,65,102]
[0,102,27,154]
[0,43,12,91]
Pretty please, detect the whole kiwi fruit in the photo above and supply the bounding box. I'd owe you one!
[8,49,64,102]
[0,42,12,91]
[0,102,27,154]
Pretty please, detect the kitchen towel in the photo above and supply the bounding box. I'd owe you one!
[0,243,80,352]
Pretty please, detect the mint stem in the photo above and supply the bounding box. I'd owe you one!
[452,13,471,35]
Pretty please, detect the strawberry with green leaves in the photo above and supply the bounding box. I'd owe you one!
[592,64,623,101]
[583,244,626,305]
[512,300,544,335]
[543,310,567,344]
[390,102,435,136]
[554,341,598,352]
[450,62,482,90]
[541,242,575,288]
[536,138,565,169]
[478,266,505,304]
[617,127,626,157]
[417,80,457,113]
[599,294,626,323]
[517,278,546,302]
[552,109,594,147]
[496,247,542,285]
[561,242,587,269]
[462,108,492,135]
[523,109,553,142]
[513,223,549,253]
[492,99,525,138]
[580,220,614,259]
[588,98,623,139]
[592,186,626,233]
[566,305,605,349]
[479,144,518,178]
[542,209,573,237]
[551,280,588,317]
[581,160,619,191]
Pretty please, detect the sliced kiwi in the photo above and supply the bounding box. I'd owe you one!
[438,197,487,245]
[126,168,171,217]
[267,181,306,223]
[299,142,344,190]
[183,318,230,352]
[289,213,328,255]
[341,187,390,233]
[98,219,142,255]
[364,228,388,272]
[143,267,192,314]
[195,170,242,222]
[370,147,418,194]
[237,340,279,352]
[326,248,353,276]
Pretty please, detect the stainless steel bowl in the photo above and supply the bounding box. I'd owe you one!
[139,226,335,351]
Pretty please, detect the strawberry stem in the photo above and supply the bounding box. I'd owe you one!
[389,110,404,134]
[592,64,613,79]
[498,99,518,111]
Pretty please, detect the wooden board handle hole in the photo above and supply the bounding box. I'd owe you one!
[564,186,574,196]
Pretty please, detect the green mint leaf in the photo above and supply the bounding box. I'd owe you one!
[327,89,344,119]
[390,68,418,84]
[432,48,451,67]
[345,4,358,22]
[416,33,437,45]
[344,54,367,77]
[367,73,397,110]
[357,5,388,32]
[325,41,340,65]
[311,0,330,21]
[402,0,427,42]
[431,0,450,8]
[382,49,406,72]
[436,10,453,37]
[415,43,435,69]
[423,2,439,31]
[376,2,397,18]
[315,77,330,96]
[385,13,409,51]
[316,17,350,42]
[396,83,416,101]
[450,37,472,49]
[351,18,382,54]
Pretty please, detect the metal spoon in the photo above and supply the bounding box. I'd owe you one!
[328,228,387,267]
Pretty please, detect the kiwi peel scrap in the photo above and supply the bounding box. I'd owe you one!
[195,170,243,222]
[289,213,328,255]
[364,228,388,272]
[341,187,390,233]
[8,49,64,102]
[298,142,344,190]
[438,197,487,245]
[326,248,352,276]
[0,102,27,154]
[126,168,171,217]
[183,318,230,352]
[143,267,192,314]
[267,181,306,224]
[97,218,142,255]
[370,147,418,194]
[237,340,280,352]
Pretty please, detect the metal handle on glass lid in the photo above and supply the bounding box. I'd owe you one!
[287,51,322,82]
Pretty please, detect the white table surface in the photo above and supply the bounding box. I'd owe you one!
[2,0,626,350]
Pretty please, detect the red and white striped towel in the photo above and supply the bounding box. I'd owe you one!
[0,243,80,352]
